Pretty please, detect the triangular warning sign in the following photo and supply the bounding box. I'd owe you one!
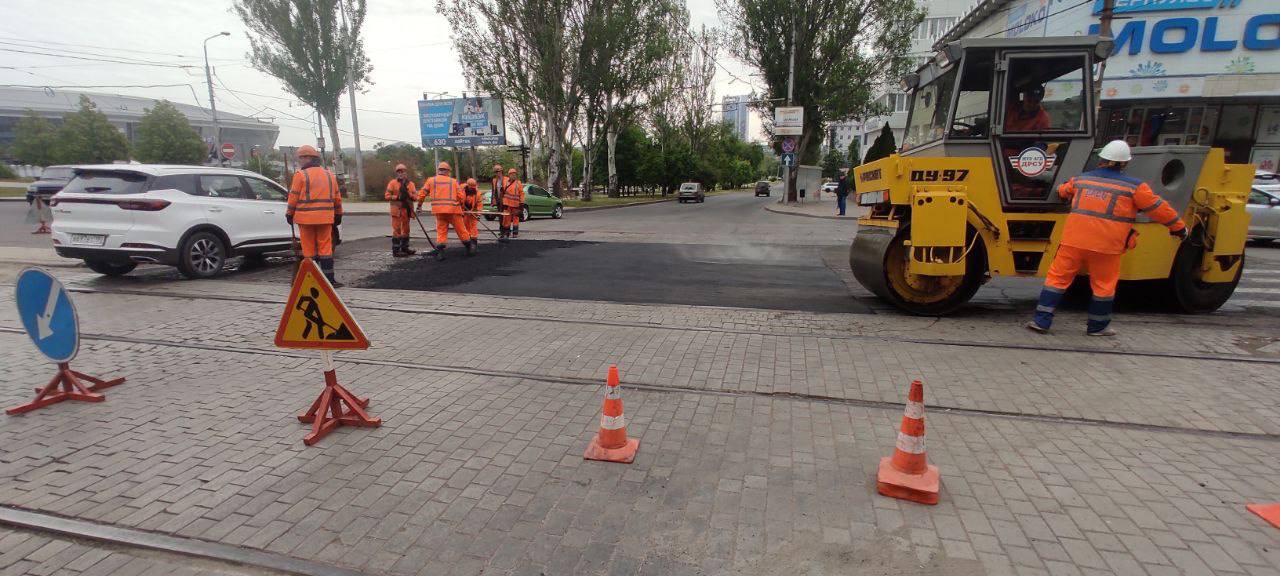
[274,259,369,350]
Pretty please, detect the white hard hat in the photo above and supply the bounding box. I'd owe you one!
[1098,140,1132,162]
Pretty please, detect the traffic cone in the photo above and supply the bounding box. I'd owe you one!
[584,365,639,463]
[877,380,940,505]
[1247,503,1280,529]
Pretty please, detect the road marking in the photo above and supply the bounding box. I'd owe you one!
[1231,288,1280,295]
[1244,269,1280,277]
[1229,299,1280,308]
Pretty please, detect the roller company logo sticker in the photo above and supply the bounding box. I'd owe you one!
[1008,147,1056,178]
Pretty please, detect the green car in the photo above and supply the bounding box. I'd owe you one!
[483,183,564,221]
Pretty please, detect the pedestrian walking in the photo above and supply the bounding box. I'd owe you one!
[1026,140,1187,336]
[835,168,851,216]
[385,164,421,257]
[286,145,344,287]
[418,161,475,260]
[499,168,524,241]
[462,177,483,245]
[26,193,52,234]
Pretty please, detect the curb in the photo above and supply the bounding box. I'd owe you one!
[564,198,675,212]
[762,203,860,221]
[0,197,28,202]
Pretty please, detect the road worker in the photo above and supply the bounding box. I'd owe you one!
[417,161,475,260]
[287,145,344,287]
[500,167,524,240]
[1005,84,1051,133]
[490,164,505,211]
[1027,140,1187,336]
[384,164,421,257]
[462,177,483,244]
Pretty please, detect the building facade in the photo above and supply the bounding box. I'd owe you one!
[721,95,751,141]
[938,0,1280,171]
[854,0,972,162]
[0,87,279,166]
[827,120,862,157]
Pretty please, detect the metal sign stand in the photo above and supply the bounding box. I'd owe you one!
[6,363,125,415]
[296,350,381,446]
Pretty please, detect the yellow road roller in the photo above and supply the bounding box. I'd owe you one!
[850,36,1252,315]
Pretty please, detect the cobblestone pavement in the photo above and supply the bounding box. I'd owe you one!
[0,525,277,575]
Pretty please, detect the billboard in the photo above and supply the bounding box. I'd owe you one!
[418,97,506,147]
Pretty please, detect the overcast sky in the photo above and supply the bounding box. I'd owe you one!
[0,0,763,149]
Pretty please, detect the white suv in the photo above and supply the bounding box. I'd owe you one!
[51,165,295,278]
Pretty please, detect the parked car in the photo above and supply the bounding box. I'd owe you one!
[1247,186,1280,243]
[754,180,771,197]
[677,182,704,203]
[482,183,564,221]
[821,181,839,195]
[25,165,76,203]
[50,165,295,278]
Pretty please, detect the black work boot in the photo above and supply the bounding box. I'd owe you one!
[465,239,477,256]
[512,227,519,238]
[434,245,447,261]
[392,237,407,257]
[402,239,416,256]
[499,227,510,243]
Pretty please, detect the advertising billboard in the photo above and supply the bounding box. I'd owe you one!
[418,97,507,147]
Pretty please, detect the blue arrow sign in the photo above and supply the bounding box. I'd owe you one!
[781,153,796,167]
[15,268,79,363]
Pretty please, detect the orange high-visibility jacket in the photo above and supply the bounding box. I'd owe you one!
[1057,168,1186,255]
[490,177,505,206]
[385,178,420,215]
[423,174,464,215]
[501,179,524,208]
[288,166,343,225]
[462,188,484,212]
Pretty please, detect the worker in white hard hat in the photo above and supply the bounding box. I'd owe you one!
[1027,140,1188,336]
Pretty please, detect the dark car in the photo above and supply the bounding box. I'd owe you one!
[754,180,771,196]
[26,165,76,203]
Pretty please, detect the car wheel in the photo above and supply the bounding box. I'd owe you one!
[485,215,497,221]
[84,259,137,277]
[521,206,530,222]
[178,230,227,279]
[552,204,563,219]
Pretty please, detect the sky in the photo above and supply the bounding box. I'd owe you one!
[0,0,764,149]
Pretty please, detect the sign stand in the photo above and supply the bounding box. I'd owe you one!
[297,350,380,446]
[8,268,125,416]
[7,363,125,415]
[274,258,377,445]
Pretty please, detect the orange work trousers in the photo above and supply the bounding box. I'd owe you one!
[434,213,471,246]
[1044,244,1122,298]
[465,213,479,240]
[391,213,411,237]
[297,224,333,258]
[501,206,521,228]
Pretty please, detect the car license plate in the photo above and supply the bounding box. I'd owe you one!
[70,234,107,246]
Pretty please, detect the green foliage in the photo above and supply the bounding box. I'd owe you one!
[134,101,205,165]
[247,155,279,180]
[0,163,16,179]
[847,137,861,167]
[12,111,60,166]
[52,95,130,164]
[821,147,845,178]
[863,124,897,164]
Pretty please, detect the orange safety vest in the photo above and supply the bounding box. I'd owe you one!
[288,166,343,225]
[462,187,483,211]
[1057,168,1185,255]
[490,177,505,206]
[501,179,524,208]
[424,174,463,214]
[385,178,419,217]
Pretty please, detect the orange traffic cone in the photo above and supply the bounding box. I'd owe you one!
[877,379,940,505]
[584,365,639,463]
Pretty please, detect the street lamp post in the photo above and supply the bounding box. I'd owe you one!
[203,31,230,166]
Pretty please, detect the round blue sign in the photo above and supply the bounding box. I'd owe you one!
[14,267,79,363]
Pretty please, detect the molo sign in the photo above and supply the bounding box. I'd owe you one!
[969,0,1279,97]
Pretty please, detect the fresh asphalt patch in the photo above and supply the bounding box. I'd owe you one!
[354,237,869,313]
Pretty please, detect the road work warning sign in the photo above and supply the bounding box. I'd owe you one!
[274,259,369,350]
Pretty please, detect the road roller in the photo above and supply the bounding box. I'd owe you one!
[849,36,1252,315]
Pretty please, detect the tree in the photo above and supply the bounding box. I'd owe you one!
[847,136,861,167]
[719,0,922,199]
[235,0,371,192]
[820,147,844,178]
[134,101,206,164]
[11,111,59,166]
[440,0,587,196]
[864,123,897,164]
[247,152,280,180]
[52,95,130,164]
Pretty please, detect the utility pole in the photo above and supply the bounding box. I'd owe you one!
[785,12,797,203]
[1093,0,1116,127]
[337,0,366,200]
[203,31,230,166]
